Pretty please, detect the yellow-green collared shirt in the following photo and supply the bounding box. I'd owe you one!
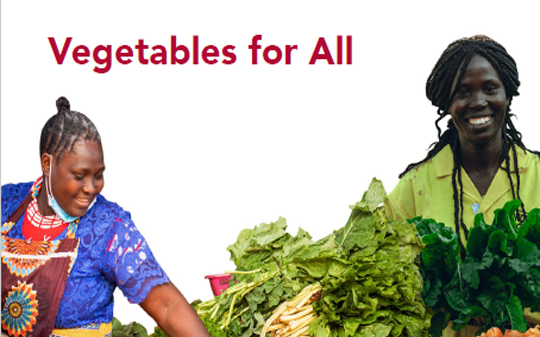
[385,144,540,244]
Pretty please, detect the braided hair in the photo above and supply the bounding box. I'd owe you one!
[40,97,101,162]
[399,35,535,253]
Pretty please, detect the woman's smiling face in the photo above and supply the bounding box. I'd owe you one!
[449,54,509,147]
[46,140,105,218]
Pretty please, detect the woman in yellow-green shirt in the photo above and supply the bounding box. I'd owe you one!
[384,35,540,337]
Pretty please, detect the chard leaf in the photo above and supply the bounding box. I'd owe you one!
[293,258,331,278]
[226,217,290,270]
[399,315,426,337]
[342,317,361,336]
[422,274,442,307]
[307,316,331,337]
[466,224,494,259]
[487,230,508,255]
[478,250,495,270]
[357,323,392,337]
[444,266,473,312]
[454,305,488,331]
[328,259,353,277]
[267,280,283,307]
[245,286,265,311]
[493,207,519,240]
[476,276,507,315]
[503,199,523,221]
[508,238,540,273]
[523,209,540,245]
[461,258,480,289]
[507,295,527,332]
[429,311,450,337]
[517,268,540,299]
[349,178,387,213]
[413,217,459,276]
[252,312,265,327]
[335,210,376,253]
[474,213,488,227]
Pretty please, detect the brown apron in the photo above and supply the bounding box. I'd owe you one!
[1,193,79,337]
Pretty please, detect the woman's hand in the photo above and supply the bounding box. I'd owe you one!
[140,282,210,337]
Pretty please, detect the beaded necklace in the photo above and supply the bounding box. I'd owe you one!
[22,177,69,241]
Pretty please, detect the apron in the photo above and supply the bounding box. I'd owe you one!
[1,193,79,337]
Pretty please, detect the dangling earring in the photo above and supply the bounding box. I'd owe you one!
[31,180,42,198]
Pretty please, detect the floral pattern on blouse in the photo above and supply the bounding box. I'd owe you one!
[1,182,169,328]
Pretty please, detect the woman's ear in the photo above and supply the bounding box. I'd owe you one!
[41,153,52,178]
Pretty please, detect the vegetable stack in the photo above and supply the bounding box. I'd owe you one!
[413,200,540,336]
[195,178,432,337]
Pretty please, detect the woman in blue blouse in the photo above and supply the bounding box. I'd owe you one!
[1,97,210,337]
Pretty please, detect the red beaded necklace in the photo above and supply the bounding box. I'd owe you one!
[22,177,69,241]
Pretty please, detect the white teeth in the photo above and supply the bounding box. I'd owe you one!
[468,116,491,126]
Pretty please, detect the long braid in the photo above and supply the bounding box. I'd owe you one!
[451,139,466,256]
[400,35,538,248]
[40,97,101,161]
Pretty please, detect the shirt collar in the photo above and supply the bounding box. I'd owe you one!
[433,144,530,178]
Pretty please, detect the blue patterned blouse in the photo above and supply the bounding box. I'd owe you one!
[1,182,169,328]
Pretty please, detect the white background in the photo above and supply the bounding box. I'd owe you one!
[2,0,540,331]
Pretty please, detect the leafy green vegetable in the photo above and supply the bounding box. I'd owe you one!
[195,178,431,337]
[112,317,149,337]
[414,200,540,336]
[150,326,169,337]
[199,316,231,337]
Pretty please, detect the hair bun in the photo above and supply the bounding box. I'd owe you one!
[56,96,71,113]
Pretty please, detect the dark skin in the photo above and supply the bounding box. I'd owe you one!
[449,54,509,196]
[38,140,210,337]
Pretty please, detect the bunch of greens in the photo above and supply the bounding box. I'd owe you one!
[413,200,540,337]
[307,179,430,337]
[112,317,149,337]
[195,217,317,337]
[195,178,432,337]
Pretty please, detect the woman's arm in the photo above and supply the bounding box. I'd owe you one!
[140,282,210,337]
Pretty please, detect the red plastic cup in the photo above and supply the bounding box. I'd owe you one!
[205,274,231,296]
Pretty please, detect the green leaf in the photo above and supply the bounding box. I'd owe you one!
[226,217,291,270]
[466,224,494,259]
[444,265,473,312]
[519,209,540,239]
[478,250,495,270]
[460,258,480,289]
[335,210,376,254]
[428,311,450,337]
[308,316,331,337]
[422,274,442,307]
[493,207,519,240]
[349,178,387,213]
[454,306,488,332]
[507,295,527,332]
[358,323,392,337]
[342,317,361,336]
[517,268,540,299]
[487,230,508,255]
[476,276,507,315]
[508,238,540,273]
